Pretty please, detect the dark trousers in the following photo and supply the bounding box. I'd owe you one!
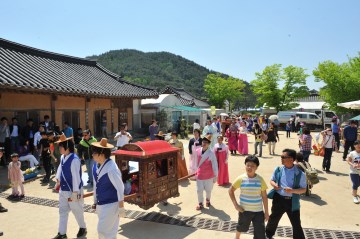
[10,136,19,153]
[28,138,35,154]
[301,150,311,162]
[286,130,291,138]
[42,156,51,180]
[323,148,333,170]
[237,211,265,239]
[333,133,340,151]
[266,193,305,239]
[343,140,355,160]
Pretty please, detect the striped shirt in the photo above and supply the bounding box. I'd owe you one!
[232,173,268,212]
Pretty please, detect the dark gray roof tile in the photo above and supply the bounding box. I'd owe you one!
[0,38,158,98]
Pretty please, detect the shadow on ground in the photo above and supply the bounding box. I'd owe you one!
[301,193,327,206]
[119,216,198,239]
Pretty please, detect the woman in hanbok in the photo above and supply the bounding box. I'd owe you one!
[202,119,218,149]
[213,136,229,185]
[237,121,249,155]
[169,132,188,178]
[188,129,202,179]
[226,121,238,155]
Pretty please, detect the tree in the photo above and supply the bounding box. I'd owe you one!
[251,64,309,112]
[204,74,246,109]
[313,54,360,113]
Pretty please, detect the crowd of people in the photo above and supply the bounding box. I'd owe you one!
[0,112,359,238]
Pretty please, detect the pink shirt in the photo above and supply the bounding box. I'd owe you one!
[196,148,218,180]
[8,161,24,183]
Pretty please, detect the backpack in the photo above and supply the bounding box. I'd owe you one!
[298,161,319,185]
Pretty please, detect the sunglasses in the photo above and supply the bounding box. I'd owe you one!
[83,134,89,137]
[281,156,292,159]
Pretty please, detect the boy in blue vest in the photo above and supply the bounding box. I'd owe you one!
[91,138,125,239]
[265,149,307,239]
[53,134,87,239]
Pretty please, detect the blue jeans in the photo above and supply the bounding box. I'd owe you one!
[301,150,311,162]
[11,136,19,154]
[85,159,94,184]
[254,141,263,157]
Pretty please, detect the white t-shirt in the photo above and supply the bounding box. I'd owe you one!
[239,126,248,134]
[323,135,334,149]
[348,151,360,175]
[193,123,200,130]
[11,125,19,137]
[115,132,132,147]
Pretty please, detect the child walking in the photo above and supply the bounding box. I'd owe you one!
[228,155,269,239]
[285,121,291,138]
[346,140,360,204]
[8,153,25,200]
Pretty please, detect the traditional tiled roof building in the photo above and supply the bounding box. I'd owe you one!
[0,38,158,135]
[160,86,210,108]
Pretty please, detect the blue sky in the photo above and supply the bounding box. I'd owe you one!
[1,0,359,90]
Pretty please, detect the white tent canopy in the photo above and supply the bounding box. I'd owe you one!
[337,100,360,109]
[296,101,325,110]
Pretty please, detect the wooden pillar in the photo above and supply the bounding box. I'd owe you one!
[85,97,90,129]
[51,95,57,123]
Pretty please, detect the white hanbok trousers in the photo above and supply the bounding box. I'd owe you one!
[58,190,86,235]
[96,201,120,239]
[19,155,39,167]
[196,178,214,203]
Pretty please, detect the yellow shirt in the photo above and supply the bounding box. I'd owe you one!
[232,173,267,212]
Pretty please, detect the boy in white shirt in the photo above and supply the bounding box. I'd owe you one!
[346,140,360,204]
[114,124,132,149]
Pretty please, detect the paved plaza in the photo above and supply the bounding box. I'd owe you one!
[1,131,360,238]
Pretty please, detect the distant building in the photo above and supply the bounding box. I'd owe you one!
[295,90,328,112]
[160,86,210,108]
[0,38,158,136]
[262,90,328,115]
[141,94,207,131]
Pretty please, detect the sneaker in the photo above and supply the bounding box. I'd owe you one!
[76,228,87,238]
[196,203,204,210]
[0,231,3,236]
[41,178,49,184]
[353,196,359,204]
[52,233,67,239]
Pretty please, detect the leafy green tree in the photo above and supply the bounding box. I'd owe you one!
[204,74,245,109]
[251,64,309,112]
[313,54,360,113]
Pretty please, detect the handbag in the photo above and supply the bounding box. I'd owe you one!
[261,133,268,141]
[267,167,281,199]
[319,136,331,157]
[267,189,276,199]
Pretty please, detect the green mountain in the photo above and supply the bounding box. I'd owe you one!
[87,49,256,107]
